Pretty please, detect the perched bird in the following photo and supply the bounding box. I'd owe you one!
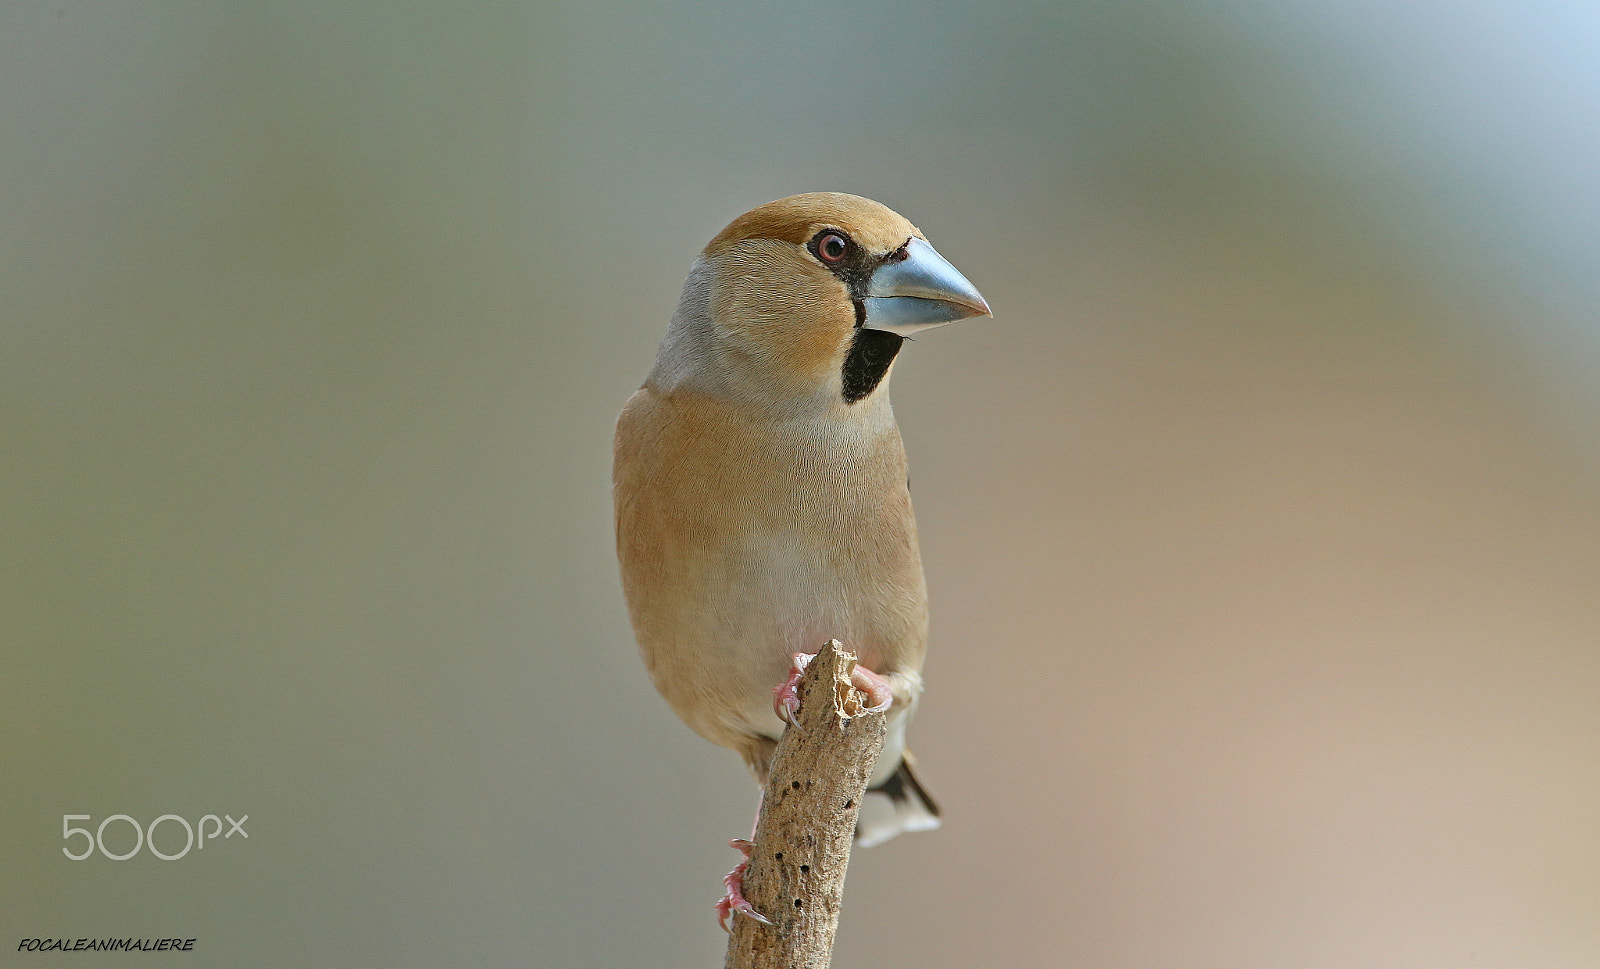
[613,192,989,924]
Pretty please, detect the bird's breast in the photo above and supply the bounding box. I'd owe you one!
[615,388,929,739]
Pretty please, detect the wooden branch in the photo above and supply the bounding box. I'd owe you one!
[724,640,888,969]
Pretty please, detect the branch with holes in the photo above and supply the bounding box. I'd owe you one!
[723,640,888,969]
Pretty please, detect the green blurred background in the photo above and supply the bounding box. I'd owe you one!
[4,1,1597,966]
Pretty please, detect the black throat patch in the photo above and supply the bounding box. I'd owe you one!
[841,327,903,403]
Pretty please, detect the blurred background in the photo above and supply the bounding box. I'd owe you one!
[4,1,1597,966]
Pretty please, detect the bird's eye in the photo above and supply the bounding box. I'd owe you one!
[814,231,850,265]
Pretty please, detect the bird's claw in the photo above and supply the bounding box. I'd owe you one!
[773,651,895,725]
[716,838,773,932]
[850,664,894,713]
[771,652,815,729]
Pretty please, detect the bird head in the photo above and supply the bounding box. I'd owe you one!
[650,193,990,410]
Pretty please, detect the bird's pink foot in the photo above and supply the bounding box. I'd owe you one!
[772,650,894,728]
[715,839,772,932]
[848,664,895,713]
[772,652,815,728]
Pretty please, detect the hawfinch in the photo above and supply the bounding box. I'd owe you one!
[613,193,989,920]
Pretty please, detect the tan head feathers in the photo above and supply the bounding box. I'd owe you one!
[706,193,923,257]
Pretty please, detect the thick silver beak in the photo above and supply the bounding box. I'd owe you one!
[861,237,991,336]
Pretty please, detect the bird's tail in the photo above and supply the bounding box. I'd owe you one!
[854,756,941,848]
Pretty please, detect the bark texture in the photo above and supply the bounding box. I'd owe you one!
[724,640,888,969]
